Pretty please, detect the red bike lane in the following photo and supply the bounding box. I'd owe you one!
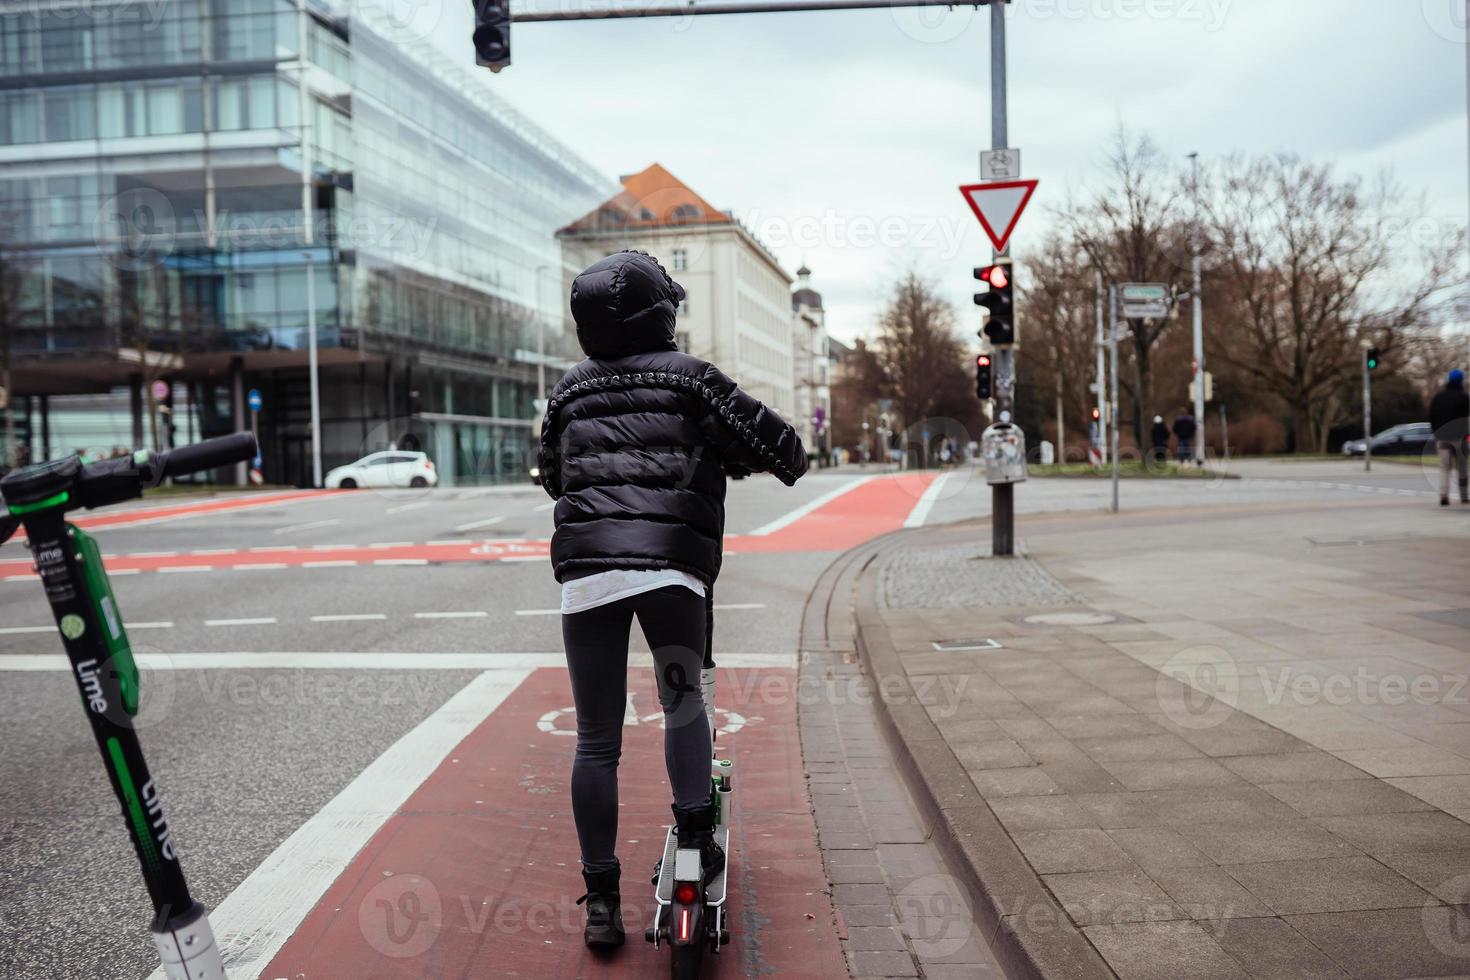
[262,663,848,979]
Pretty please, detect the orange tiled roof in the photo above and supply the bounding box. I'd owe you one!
[560,163,733,235]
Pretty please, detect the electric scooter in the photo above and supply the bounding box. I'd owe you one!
[645,651,734,979]
[0,433,259,980]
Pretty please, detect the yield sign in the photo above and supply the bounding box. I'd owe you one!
[959,179,1039,253]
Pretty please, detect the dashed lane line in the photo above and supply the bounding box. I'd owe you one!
[0,652,798,671]
[309,614,388,623]
[205,618,278,627]
[374,558,428,566]
[385,501,432,515]
[413,611,489,619]
[302,560,358,568]
[273,519,342,536]
[232,563,289,571]
[454,515,507,532]
[157,566,214,574]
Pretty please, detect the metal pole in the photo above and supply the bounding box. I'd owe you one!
[988,0,1014,556]
[299,0,322,488]
[515,0,1003,21]
[535,265,548,405]
[1095,268,1106,465]
[1189,152,1205,466]
[1110,283,1120,513]
[306,250,322,488]
[1363,353,1372,473]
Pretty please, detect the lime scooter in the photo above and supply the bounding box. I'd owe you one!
[645,647,735,979]
[0,433,258,980]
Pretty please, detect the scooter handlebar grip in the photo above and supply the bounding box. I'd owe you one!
[161,433,257,478]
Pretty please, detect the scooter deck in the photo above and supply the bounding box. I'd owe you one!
[654,825,730,907]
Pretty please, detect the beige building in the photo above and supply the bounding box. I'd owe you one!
[557,164,797,421]
[791,266,834,461]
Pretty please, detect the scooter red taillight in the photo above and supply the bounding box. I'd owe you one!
[677,906,692,942]
[674,882,698,905]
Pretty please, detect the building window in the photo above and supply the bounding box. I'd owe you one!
[676,330,690,351]
[671,248,687,272]
[679,300,689,317]
[672,203,700,222]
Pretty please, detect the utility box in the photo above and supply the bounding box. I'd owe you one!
[982,422,1027,485]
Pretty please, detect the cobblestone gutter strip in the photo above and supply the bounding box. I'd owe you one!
[853,544,1116,980]
[880,543,1085,610]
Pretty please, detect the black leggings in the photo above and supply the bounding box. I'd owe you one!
[562,586,712,875]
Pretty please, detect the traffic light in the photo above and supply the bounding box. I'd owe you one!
[974,259,1015,346]
[472,0,511,72]
[1091,407,1101,422]
[975,354,993,400]
[1366,346,1380,371]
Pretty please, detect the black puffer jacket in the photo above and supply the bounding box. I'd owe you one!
[538,250,807,585]
[1430,380,1469,444]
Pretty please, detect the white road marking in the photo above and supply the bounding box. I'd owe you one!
[144,668,532,980]
[273,518,341,535]
[414,610,488,619]
[2,575,35,582]
[110,568,141,576]
[127,622,174,630]
[309,613,388,622]
[303,560,358,568]
[533,501,556,512]
[375,558,428,566]
[501,555,548,563]
[129,551,178,558]
[427,540,460,546]
[0,652,798,671]
[250,545,298,552]
[157,565,213,574]
[369,541,414,548]
[386,500,432,515]
[747,475,875,536]
[514,602,766,616]
[190,548,236,555]
[0,626,52,635]
[231,563,288,571]
[904,470,954,528]
[454,515,507,532]
[205,618,278,627]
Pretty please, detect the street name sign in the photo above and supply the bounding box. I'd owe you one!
[247,388,263,412]
[959,179,1038,253]
[1119,282,1169,319]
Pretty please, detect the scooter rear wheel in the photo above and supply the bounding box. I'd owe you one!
[670,937,705,979]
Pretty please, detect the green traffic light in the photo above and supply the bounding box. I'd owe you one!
[1366,346,1381,371]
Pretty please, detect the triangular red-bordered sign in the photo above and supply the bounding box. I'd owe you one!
[959,179,1039,252]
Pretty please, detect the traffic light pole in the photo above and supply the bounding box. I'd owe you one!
[988,0,1015,557]
[1363,352,1373,474]
[1109,283,1121,513]
[1189,152,1206,466]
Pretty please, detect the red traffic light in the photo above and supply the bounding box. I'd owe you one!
[977,265,1009,289]
[977,354,992,367]
[1091,407,1101,421]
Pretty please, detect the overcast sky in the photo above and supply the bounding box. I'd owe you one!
[416,0,1467,344]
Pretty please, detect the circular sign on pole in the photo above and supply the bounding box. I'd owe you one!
[151,380,170,401]
[247,388,263,413]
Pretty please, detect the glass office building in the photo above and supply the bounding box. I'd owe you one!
[0,0,611,484]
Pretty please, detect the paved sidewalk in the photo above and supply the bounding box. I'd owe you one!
[854,495,1470,979]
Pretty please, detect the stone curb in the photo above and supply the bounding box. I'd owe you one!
[844,530,1117,980]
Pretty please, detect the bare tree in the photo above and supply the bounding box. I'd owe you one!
[1059,126,1192,447]
[872,271,982,451]
[1203,155,1463,451]
[1019,232,1102,455]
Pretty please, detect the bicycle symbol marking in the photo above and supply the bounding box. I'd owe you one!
[536,695,756,738]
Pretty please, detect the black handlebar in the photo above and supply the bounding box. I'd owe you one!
[161,432,257,479]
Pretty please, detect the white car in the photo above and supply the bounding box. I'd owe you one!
[325,451,438,489]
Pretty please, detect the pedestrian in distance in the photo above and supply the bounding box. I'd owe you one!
[1429,368,1469,507]
[1150,415,1171,465]
[537,250,808,949]
[1173,406,1198,465]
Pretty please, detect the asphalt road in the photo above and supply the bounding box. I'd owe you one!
[0,473,850,979]
[0,458,1454,979]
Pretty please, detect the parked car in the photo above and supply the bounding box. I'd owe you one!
[325,451,438,489]
[1341,422,1435,457]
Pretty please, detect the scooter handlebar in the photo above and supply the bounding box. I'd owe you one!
[160,432,258,478]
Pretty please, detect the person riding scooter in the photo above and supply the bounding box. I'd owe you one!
[537,250,807,948]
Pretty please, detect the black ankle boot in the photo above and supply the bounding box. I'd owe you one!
[672,802,726,885]
[577,867,625,948]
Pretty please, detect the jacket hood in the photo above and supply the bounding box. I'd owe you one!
[569,251,684,359]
